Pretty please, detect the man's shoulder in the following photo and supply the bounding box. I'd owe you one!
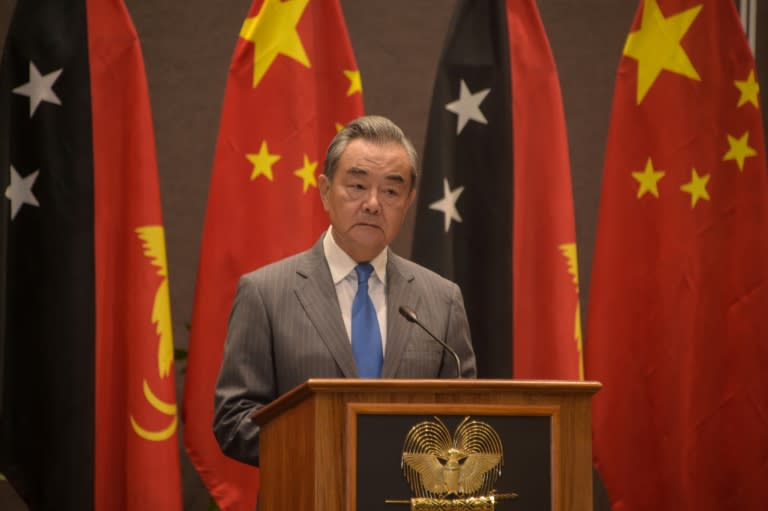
[240,244,323,283]
[390,252,456,289]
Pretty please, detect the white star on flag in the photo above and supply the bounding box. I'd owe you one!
[6,165,40,220]
[12,61,63,117]
[429,178,464,232]
[445,79,490,134]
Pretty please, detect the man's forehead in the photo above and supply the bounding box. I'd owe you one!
[341,165,410,184]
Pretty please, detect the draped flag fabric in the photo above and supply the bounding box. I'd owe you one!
[0,0,182,509]
[181,0,363,508]
[587,0,768,509]
[411,0,582,379]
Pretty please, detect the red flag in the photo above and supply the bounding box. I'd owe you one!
[181,0,363,508]
[0,0,182,507]
[587,1,768,509]
[506,0,582,379]
[90,0,183,508]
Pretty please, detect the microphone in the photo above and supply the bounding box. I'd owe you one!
[398,305,462,379]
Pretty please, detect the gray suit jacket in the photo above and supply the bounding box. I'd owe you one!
[213,236,476,466]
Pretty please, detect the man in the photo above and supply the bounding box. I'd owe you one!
[213,115,476,467]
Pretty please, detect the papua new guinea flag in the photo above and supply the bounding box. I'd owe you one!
[0,0,182,509]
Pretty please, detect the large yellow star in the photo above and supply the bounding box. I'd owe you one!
[293,154,318,193]
[631,157,666,198]
[344,69,362,96]
[246,141,281,181]
[624,0,702,104]
[734,70,760,108]
[680,168,710,208]
[240,0,310,88]
[723,131,757,171]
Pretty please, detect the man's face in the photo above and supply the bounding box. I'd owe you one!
[319,138,416,263]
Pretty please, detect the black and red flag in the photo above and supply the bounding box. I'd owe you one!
[587,0,768,509]
[0,0,182,509]
[411,0,582,379]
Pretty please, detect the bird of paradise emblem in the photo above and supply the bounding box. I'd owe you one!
[129,225,177,442]
[387,417,518,510]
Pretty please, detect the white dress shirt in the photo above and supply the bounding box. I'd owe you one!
[323,227,388,354]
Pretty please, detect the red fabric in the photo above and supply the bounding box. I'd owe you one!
[507,0,582,379]
[89,0,182,509]
[181,0,363,508]
[587,1,768,509]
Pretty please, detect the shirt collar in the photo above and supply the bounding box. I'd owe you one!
[323,226,388,284]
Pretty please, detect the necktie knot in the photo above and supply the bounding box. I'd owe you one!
[355,263,374,285]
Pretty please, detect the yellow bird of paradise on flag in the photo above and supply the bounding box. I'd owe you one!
[130,226,178,442]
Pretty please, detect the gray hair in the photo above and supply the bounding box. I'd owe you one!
[322,115,419,188]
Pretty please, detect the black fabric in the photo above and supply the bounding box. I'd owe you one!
[411,0,514,378]
[0,0,95,508]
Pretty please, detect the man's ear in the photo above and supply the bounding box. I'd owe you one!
[405,187,417,210]
[318,174,331,211]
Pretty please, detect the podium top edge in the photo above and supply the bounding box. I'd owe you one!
[302,378,602,392]
[252,379,601,425]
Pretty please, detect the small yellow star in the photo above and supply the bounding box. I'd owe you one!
[240,0,310,88]
[631,157,666,198]
[246,141,281,181]
[293,154,318,193]
[335,122,345,132]
[680,168,710,208]
[624,0,702,104]
[344,69,362,96]
[723,131,757,171]
[734,70,760,108]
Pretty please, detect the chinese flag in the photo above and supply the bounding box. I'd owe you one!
[411,0,582,379]
[587,1,768,509]
[0,0,182,509]
[181,0,363,508]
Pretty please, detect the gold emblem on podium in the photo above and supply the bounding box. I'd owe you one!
[386,417,518,510]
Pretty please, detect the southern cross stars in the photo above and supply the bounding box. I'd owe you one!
[6,165,40,220]
[445,80,490,135]
[623,0,702,104]
[429,178,464,232]
[12,61,62,117]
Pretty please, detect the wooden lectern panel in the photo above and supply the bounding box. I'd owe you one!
[350,405,555,510]
[252,379,600,511]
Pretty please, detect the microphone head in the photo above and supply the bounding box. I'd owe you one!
[398,305,418,323]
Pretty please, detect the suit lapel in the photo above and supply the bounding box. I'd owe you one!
[382,252,421,378]
[294,239,359,378]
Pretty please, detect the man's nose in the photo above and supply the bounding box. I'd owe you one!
[362,188,382,213]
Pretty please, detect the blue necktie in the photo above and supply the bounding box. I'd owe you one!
[351,263,383,378]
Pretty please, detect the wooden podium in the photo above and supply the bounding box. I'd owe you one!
[252,379,600,511]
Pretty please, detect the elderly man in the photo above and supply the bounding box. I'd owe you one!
[213,115,476,467]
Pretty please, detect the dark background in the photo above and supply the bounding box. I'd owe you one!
[1,0,766,508]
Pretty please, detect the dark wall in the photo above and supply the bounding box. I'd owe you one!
[1,0,766,509]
